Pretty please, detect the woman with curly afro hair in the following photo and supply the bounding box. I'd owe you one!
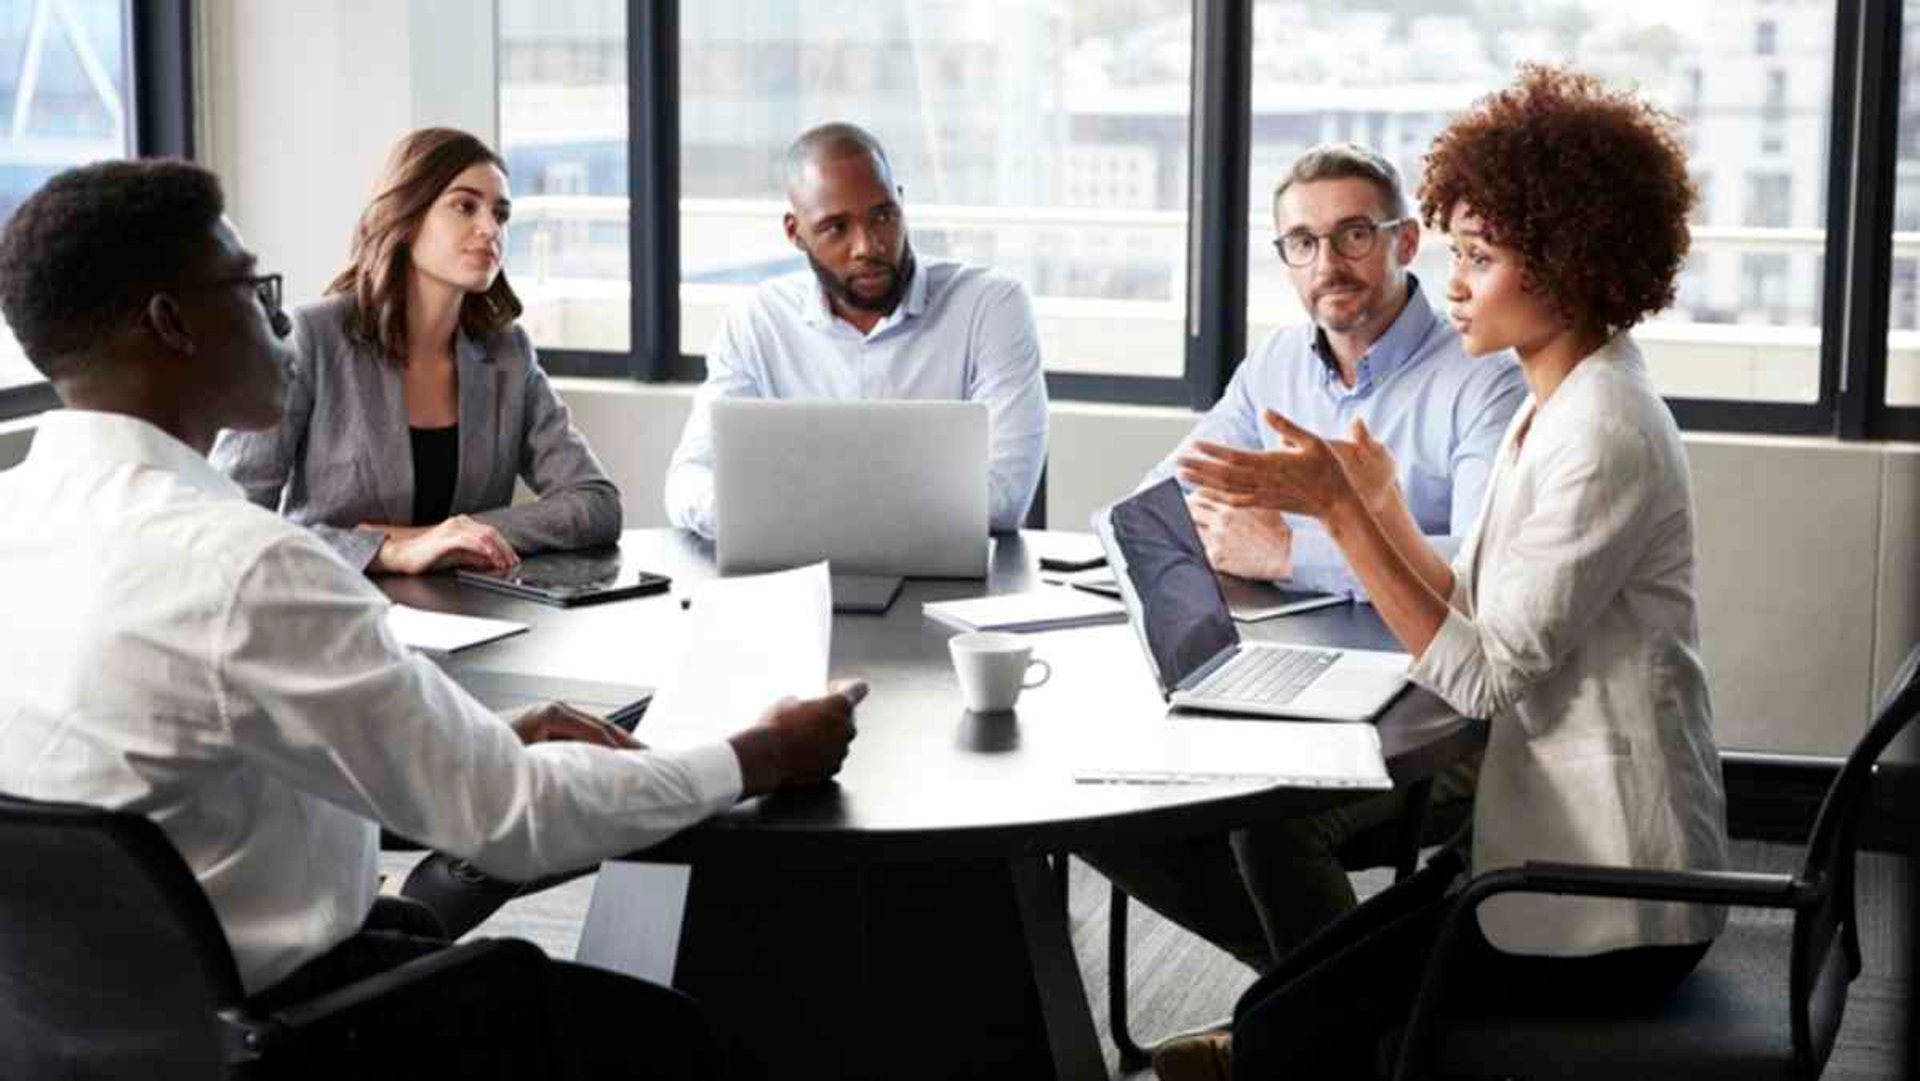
[1164,65,1729,1081]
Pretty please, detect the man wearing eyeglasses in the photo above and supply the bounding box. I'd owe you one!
[1141,143,1523,600]
[1086,148,1521,1072]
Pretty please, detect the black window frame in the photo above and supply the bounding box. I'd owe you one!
[531,0,1920,441]
[0,0,197,424]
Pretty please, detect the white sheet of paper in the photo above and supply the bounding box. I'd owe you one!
[1074,718,1392,789]
[574,862,692,985]
[641,561,832,746]
[384,604,527,654]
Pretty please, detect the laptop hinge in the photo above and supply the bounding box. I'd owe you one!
[1174,644,1240,694]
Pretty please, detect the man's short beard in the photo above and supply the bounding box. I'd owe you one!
[805,241,916,315]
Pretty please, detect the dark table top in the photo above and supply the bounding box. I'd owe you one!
[383,529,1484,864]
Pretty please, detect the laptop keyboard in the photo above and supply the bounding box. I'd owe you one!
[1189,646,1340,704]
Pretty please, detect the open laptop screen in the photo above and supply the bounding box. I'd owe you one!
[1106,479,1240,693]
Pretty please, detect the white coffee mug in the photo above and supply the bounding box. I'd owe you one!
[949,631,1052,713]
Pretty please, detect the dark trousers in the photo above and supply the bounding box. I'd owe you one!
[1082,759,1479,973]
[1230,852,1709,1080]
[251,897,721,1081]
[398,849,598,939]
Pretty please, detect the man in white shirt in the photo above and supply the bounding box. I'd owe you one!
[0,159,860,1075]
[664,122,1049,537]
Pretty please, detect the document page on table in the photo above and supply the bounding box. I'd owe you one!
[384,604,527,654]
[640,561,832,747]
[1075,718,1392,789]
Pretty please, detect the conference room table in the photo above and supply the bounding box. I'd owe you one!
[381,528,1485,1081]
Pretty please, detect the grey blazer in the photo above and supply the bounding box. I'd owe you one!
[211,293,622,570]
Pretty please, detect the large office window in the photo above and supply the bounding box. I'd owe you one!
[491,0,1919,439]
[677,1,1192,378]
[1244,0,1834,406]
[0,0,134,392]
[496,0,630,354]
[1887,0,1920,409]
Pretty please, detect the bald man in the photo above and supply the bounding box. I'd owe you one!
[664,122,1049,538]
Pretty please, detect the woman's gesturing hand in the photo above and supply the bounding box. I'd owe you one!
[1325,417,1402,518]
[1177,410,1358,522]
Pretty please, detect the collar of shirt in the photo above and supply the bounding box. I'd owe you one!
[1309,276,1437,399]
[800,258,930,340]
[28,409,244,502]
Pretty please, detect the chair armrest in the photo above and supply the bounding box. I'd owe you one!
[229,938,549,1063]
[1389,862,1815,1080]
[1462,861,1810,911]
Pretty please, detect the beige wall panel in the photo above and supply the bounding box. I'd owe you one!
[1875,445,1920,763]
[1044,403,1195,530]
[1687,436,1882,754]
[553,380,693,529]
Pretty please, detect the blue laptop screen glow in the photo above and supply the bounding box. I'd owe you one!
[1109,479,1239,693]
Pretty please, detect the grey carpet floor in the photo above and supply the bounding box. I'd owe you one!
[381,840,1912,1079]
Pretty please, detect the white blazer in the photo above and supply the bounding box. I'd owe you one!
[1410,333,1730,956]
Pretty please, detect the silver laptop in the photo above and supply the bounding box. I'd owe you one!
[712,399,990,578]
[1092,479,1409,721]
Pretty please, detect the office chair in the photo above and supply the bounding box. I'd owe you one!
[0,792,558,1080]
[1383,639,1920,1081]
[1023,463,1049,530]
[1107,773,1472,1066]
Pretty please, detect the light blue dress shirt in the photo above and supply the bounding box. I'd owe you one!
[1143,280,1525,598]
[665,258,1050,538]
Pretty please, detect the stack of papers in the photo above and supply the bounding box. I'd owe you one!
[922,587,1127,633]
[1074,719,1392,789]
[385,604,527,654]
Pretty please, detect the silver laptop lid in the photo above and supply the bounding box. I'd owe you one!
[1092,478,1244,697]
[713,399,990,578]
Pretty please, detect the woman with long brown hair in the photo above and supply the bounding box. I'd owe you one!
[213,127,620,575]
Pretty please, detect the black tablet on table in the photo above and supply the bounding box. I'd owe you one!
[456,547,671,608]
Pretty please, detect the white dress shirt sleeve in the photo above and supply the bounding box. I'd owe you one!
[1410,422,1656,722]
[664,309,769,539]
[967,278,1050,531]
[1280,520,1358,596]
[214,534,742,881]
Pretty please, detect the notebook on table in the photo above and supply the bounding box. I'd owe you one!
[1064,571,1346,624]
[385,605,527,654]
[1092,479,1409,722]
[923,587,1127,633]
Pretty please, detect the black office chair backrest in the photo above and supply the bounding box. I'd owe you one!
[1789,639,1920,1068]
[0,793,245,1080]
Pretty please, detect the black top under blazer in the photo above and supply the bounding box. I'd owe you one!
[210,293,623,570]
